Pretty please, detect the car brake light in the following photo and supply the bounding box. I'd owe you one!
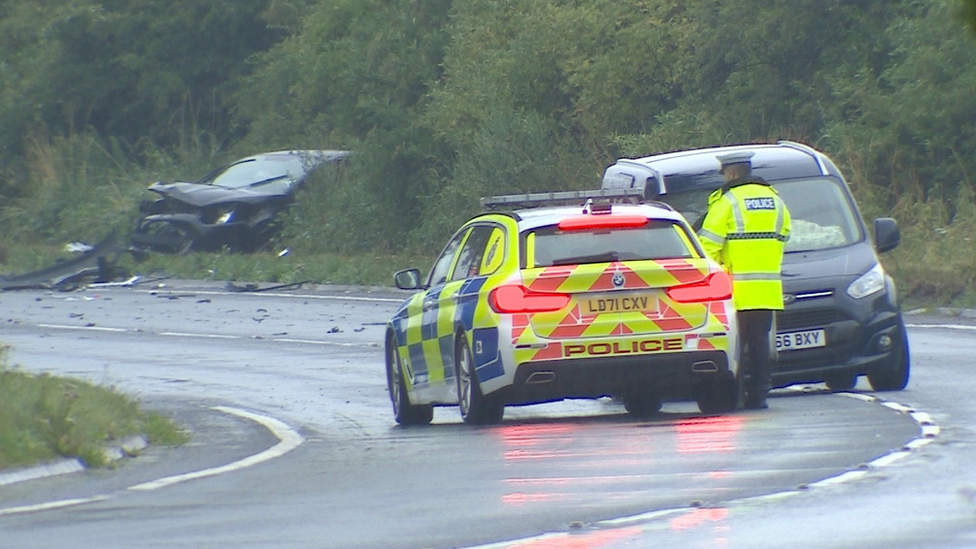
[557,214,649,231]
[489,285,572,313]
[666,272,732,303]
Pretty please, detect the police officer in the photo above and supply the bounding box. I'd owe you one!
[698,152,791,409]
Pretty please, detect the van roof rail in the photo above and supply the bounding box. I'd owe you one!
[481,188,644,211]
[778,141,829,176]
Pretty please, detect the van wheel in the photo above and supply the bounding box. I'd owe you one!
[824,372,858,392]
[387,336,433,426]
[697,373,738,415]
[868,322,911,391]
[624,393,662,418]
[456,336,503,425]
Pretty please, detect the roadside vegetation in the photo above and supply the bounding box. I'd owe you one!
[1,0,975,309]
[0,346,187,470]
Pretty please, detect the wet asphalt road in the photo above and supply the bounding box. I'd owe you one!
[0,280,973,548]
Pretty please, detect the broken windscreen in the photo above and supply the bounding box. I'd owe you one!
[774,178,862,252]
[667,177,862,253]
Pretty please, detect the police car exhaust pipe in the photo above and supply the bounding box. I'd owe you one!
[526,371,556,384]
[692,361,719,373]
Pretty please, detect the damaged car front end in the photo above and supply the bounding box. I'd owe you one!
[131,149,349,254]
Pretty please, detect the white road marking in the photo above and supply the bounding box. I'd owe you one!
[0,407,303,515]
[0,496,111,517]
[272,337,369,348]
[906,323,976,331]
[128,406,303,491]
[34,323,372,348]
[37,323,126,333]
[159,332,240,340]
[133,288,403,303]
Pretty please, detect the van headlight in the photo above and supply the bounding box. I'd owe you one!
[847,264,885,299]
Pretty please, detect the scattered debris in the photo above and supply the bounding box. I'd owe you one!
[65,242,94,254]
[0,233,122,291]
[226,280,312,293]
[89,275,141,288]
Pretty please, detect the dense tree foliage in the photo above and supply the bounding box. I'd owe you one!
[2,0,975,270]
[0,0,298,199]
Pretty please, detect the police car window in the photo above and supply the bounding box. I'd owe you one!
[428,229,468,286]
[450,225,495,281]
[775,177,861,252]
[530,220,694,267]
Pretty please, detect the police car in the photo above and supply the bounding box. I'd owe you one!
[385,189,740,425]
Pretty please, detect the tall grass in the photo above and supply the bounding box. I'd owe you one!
[0,127,229,250]
[1,129,974,308]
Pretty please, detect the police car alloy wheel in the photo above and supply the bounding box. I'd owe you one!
[456,337,504,425]
[387,335,433,426]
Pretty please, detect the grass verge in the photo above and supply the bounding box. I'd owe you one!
[118,248,434,288]
[0,346,187,470]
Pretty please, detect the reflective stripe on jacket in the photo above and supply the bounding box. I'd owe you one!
[698,181,792,310]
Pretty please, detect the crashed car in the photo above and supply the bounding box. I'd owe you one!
[131,149,350,254]
[386,189,739,426]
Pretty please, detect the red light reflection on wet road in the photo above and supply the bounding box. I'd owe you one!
[495,415,746,509]
[670,507,730,530]
[675,415,742,454]
[497,527,642,549]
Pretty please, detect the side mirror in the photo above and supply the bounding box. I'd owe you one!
[394,268,424,290]
[874,218,900,254]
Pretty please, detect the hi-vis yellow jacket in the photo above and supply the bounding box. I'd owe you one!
[698,180,791,310]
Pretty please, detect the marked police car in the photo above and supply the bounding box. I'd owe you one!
[385,190,739,425]
[602,141,909,393]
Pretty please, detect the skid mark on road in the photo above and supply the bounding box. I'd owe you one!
[0,407,303,516]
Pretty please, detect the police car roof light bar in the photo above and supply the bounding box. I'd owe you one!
[582,198,613,215]
[481,188,644,211]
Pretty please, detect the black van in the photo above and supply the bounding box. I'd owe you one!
[601,141,909,392]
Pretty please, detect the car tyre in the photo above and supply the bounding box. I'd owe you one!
[456,336,503,425]
[140,221,197,255]
[387,335,433,426]
[697,373,738,415]
[824,371,858,392]
[624,393,663,418]
[867,322,911,391]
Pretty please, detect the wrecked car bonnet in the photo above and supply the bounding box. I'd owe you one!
[149,181,295,207]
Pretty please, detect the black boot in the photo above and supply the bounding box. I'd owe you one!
[743,387,768,409]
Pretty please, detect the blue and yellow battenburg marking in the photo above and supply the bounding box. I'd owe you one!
[390,234,732,395]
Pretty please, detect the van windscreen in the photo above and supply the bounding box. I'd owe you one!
[775,178,862,252]
[666,177,862,253]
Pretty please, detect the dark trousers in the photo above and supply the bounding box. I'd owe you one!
[738,309,775,402]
